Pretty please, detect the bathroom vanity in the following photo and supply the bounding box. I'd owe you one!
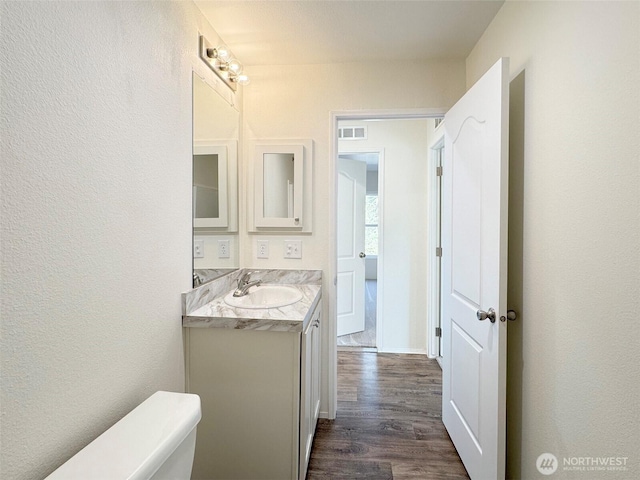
[182,269,322,480]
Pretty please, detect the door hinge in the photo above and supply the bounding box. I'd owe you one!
[436,247,442,257]
[436,166,443,177]
[435,327,442,337]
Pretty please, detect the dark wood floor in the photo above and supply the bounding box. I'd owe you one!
[307,352,469,479]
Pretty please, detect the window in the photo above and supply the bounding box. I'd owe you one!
[365,194,378,255]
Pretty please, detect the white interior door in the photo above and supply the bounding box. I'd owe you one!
[337,157,367,337]
[441,57,510,480]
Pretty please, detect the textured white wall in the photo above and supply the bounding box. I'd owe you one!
[241,60,465,413]
[0,2,230,479]
[466,2,640,478]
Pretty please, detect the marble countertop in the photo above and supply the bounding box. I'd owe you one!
[183,282,322,333]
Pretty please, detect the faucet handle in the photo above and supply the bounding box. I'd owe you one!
[238,272,251,287]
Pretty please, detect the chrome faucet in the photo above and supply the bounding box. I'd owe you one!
[233,272,262,297]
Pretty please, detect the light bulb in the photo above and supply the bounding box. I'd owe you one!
[228,59,243,75]
[215,45,231,62]
[236,74,250,86]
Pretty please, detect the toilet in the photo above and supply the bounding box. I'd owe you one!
[46,391,201,480]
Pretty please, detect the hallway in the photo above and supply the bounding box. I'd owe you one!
[307,351,468,479]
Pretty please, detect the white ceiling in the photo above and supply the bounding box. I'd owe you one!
[195,0,505,66]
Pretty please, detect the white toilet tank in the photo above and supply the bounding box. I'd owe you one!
[46,391,201,480]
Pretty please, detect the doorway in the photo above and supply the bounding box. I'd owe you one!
[328,110,446,419]
[333,114,444,354]
[336,151,380,349]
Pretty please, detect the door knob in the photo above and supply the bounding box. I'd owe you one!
[500,310,518,322]
[359,252,366,258]
[477,308,496,323]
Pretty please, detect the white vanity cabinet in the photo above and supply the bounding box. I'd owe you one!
[185,300,322,480]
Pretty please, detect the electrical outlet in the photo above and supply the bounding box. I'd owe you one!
[257,240,269,259]
[284,240,302,259]
[193,240,204,258]
[218,240,230,259]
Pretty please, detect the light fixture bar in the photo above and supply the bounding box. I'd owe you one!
[199,35,242,92]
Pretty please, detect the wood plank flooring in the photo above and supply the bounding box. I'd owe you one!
[337,280,377,348]
[307,352,469,479]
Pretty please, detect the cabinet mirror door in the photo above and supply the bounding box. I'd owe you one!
[193,142,229,228]
[254,144,305,229]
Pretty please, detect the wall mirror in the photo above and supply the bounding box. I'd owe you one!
[253,140,313,231]
[192,72,239,285]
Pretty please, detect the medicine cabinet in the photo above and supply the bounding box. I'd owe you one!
[252,140,312,231]
[193,141,234,228]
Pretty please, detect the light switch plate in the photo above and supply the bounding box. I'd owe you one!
[284,240,302,259]
[194,240,204,258]
[257,240,269,259]
[218,240,230,259]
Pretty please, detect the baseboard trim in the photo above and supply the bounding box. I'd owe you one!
[337,346,377,353]
[377,347,429,355]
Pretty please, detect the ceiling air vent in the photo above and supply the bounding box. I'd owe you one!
[338,126,367,140]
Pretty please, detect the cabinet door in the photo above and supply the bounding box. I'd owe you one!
[193,142,229,228]
[254,144,304,228]
[310,305,321,433]
[299,303,321,480]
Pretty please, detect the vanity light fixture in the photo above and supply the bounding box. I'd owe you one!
[199,35,250,92]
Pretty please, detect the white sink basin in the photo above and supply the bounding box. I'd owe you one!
[224,285,303,309]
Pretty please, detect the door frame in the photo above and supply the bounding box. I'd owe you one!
[427,126,445,359]
[327,109,446,418]
[337,148,384,346]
